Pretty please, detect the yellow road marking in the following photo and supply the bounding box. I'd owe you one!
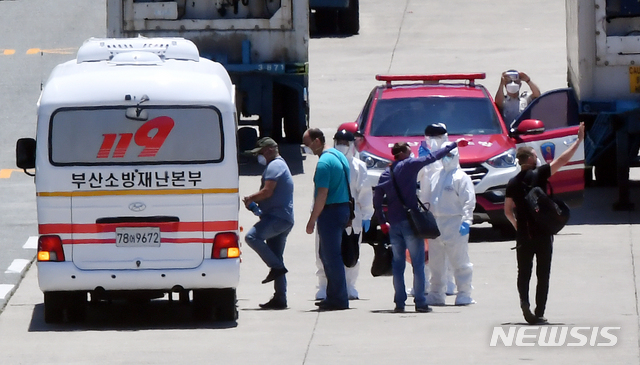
[0,169,21,179]
[2,49,15,55]
[26,48,76,55]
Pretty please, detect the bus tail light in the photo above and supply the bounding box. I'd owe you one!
[37,235,65,262]
[212,232,240,259]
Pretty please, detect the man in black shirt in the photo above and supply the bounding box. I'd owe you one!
[504,123,584,324]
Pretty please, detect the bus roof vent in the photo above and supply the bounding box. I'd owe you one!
[76,37,200,63]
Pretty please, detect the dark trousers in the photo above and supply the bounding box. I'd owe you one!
[516,235,553,317]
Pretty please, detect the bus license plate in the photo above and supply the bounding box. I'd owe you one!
[115,227,161,247]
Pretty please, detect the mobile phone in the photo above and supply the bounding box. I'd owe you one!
[506,71,519,81]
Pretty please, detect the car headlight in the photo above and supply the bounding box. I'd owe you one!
[486,148,516,168]
[359,150,392,169]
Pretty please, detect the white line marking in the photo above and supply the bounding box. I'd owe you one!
[5,259,30,274]
[0,284,15,300]
[23,236,38,250]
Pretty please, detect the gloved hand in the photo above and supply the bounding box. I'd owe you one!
[418,141,430,157]
[380,222,390,235]
[456,138,470,147]
[362,219,371,232]
[459,222,470,236]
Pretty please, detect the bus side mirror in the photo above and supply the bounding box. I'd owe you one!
[16,138,36,170]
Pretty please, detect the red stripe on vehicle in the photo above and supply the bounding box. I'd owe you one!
[40,220,238,235]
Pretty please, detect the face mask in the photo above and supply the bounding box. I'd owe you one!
[506,82,520,95]
[302,146,314,155]
[334,144,350,156]
[257,154,267,165]
[429,135,447,150]
[442,155,457,171]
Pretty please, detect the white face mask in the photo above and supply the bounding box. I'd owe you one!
[428,135,448,150]
[302,146,314,155]
[257,154,267,165]
[506,82,520,95]
[334,144,350,156]
[442,149,459,171]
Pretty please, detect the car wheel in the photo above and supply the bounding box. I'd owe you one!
[192,289,215,321]
[338,0,359,35]
[44,292,65,324]
[66,291,87,323]
[213,288,238,322]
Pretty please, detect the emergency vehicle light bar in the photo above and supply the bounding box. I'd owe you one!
[376,73,486,87]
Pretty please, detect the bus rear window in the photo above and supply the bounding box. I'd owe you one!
[49,106,223,165]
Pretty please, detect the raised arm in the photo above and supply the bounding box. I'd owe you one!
[550,123,585,176]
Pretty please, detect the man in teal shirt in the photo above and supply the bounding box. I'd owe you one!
[303,128,350,310]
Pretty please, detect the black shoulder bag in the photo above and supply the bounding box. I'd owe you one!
[389,164,440,239]
[522,170,570,236]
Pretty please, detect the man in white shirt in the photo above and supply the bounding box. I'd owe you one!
[495,69,541,125]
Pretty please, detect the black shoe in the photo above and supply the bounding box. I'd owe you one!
[416,305,432,313]
[259,298,287,310]
[535,316,548,325]
[262,268,288,284]
[393,306,405,313]
[521,304,537,325]
[316,301,348,311]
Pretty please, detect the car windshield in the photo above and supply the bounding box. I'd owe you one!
[369,97,502,136]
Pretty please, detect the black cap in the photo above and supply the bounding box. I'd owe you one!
[333,129,355,141]
[424,123,447,136]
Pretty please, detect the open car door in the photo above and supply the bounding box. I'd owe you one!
[510,88,584,207]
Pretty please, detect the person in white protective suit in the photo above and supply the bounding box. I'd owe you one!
[416,124,456,296]
[424,147,476,306]
[315,129,374,300]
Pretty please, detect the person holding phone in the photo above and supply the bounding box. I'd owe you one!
[494,69,541,124]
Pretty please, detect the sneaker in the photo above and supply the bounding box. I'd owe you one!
[416,305,432,313]
[259,298,287,310]
[521,304,537,325]
[347,288,359,300]
[393,306,405,313]
[262,267,288,284]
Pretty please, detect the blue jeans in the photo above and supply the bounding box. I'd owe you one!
[245,214,294,302]
[389,219,426,308]
[317,203,350,308]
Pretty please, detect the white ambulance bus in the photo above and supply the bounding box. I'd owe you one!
[16,37,240,323]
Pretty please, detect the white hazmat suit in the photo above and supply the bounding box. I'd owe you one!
[316,141,374,300]
[424,148,476,306]
[417,133,456,296]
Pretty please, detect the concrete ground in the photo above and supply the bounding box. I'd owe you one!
[1,162,639,364]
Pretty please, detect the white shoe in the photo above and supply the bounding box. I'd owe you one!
[446,282,456,296]
[348,288,359,300]
[406,287,415,297]
[425,293,445,306]
[315,289,326,301]
[454,294,475,306]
